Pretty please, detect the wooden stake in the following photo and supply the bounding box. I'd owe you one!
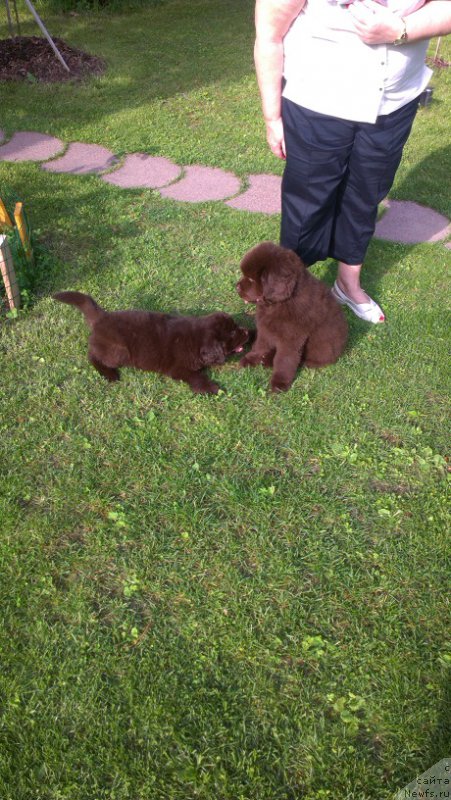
[14,202,33,262]
[434,36,441,61]
[0,234,21,310]
[23,0,71,73]
[4,0,15,38]
[0,197,13,228]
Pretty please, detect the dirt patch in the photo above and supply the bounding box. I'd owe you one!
[0,35,106,82]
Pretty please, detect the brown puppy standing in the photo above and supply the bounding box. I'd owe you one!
[236,242,348,392]
[54,292,249,394]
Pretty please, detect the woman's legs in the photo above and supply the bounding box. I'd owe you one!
[281,97,419,313]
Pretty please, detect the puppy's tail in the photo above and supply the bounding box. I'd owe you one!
[53,291,102,329]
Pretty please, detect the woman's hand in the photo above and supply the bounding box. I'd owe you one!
[348,0,405,44]
[265,117,286,159]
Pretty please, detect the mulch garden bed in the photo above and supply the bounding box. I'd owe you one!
[0,35,105,82]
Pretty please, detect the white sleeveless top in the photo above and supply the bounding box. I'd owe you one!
[282,0,432,123]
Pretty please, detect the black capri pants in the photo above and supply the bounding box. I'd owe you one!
[280,95,419,266]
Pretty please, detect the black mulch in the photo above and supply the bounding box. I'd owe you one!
[0,35,106,82]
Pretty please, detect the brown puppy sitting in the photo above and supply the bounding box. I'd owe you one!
[54,292,249,394]
[236,242,348,392]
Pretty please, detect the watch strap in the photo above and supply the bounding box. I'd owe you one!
[392,17,408,46]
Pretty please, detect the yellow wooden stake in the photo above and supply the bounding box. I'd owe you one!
[14,202,33,262]
[0,197,13,228]
[0,234,21,310]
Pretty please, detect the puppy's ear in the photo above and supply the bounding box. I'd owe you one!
[262,246,301,303]
[200,341,226,367]
[262,267,297,303]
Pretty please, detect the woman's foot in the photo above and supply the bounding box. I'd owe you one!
[332,281,385,324]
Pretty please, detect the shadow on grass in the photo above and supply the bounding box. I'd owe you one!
[393,142,451,217]
[0,0,256,134]
[312,243,403,354]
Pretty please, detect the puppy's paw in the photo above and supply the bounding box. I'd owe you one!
[239,352,262,368]
[270,376,292,393]
[203,382,220,395]
[261,351,275,367]
[192,379,220,395]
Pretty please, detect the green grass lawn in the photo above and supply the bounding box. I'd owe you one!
[1,2,450,798]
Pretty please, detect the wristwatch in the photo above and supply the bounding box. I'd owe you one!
[392,17,408,45]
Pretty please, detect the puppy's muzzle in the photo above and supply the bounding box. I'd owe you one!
[232,327,249,353]
[236,279,261,304]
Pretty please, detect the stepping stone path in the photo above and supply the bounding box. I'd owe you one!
[43,142,117,175]
[226,174,282,214]
[375,199,451,244]
[0,131,64,162]
[0,130,449,248]
[160,165,241,203]
[102,154,181,189]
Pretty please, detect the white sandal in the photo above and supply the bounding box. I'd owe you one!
[332,281,385,324]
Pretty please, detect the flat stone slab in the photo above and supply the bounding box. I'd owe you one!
[375,199,451,244]
[226,174,282,215]
[0,131,64,162]
[102,153,181,188]
[160,165,241,203]
[42,142,118,175]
